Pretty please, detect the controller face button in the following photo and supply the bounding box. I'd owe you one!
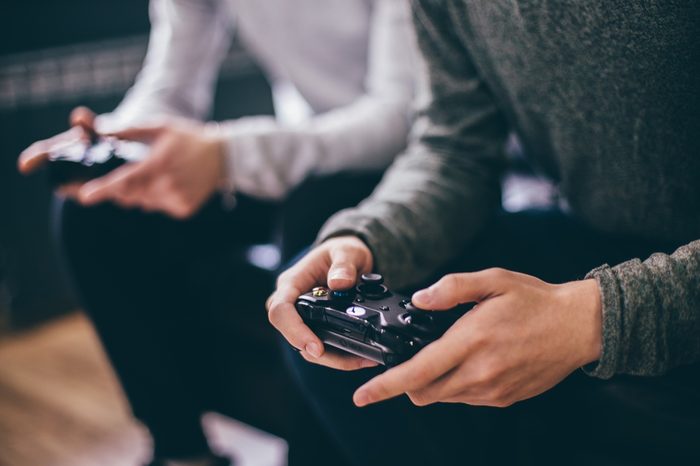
[312,287,329,297]
[346,305,367,317]
[380,305,389,311]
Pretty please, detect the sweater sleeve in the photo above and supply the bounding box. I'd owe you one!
[218,0,417,200]
[316,1,509,289]
[584,239,700,379]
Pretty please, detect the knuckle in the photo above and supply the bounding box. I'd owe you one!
[341,241,365,259]
[414,365,436,384]
[330,261,353,274]
[275,274,287,289]
[276,269,294,287]
[267,305,282,326]
[159,172,176,189]
[179,203,196,218]
[148,155,167,171]
[485,267,510,281]
[124,182,141,196]
[171,200,193,219]
[407,391,432,407]
[372,384,389,400]
[173,189,191,207]
[438,274,461,292]
[116,192,137,206]
[300,351,315,364]
[170,207,188,220]
[469,329,489,350]
[472,365,497,387]
[489,386,510,405]
[139,202,157,213]
[343,359,364,371]
[490,395,514,408]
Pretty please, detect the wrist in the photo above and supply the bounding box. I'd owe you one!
[563,279,602,366]
[203,122,234,197]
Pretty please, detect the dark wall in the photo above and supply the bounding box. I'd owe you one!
[0,1,152,55]
[0,1,274,330]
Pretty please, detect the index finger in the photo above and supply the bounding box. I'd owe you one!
[267,283,325,358]
[352,328,467,406]
[18,127,84,174]
[78,162,151,206]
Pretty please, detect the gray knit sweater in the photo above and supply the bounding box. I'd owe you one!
[318,0,700,378]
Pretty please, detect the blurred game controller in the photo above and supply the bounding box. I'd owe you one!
[295,273,473,367]
[47,137,149,187]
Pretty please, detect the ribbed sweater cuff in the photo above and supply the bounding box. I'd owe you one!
[581,264,622,379]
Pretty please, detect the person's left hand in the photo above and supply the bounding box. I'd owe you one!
[77,119,226,219]
[353,268,602,408]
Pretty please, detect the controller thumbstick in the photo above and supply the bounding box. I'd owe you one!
[359,273,387,299]
[360,273,384,287]
[404,304,435,332]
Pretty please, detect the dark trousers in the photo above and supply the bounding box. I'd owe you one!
[284,209,700,466]
[54,174,380,462]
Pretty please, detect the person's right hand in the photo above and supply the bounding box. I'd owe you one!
[267,236,379,371]
[17,106,97,176]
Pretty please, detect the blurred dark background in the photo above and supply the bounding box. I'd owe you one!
[0,3,353,466]
[0,0,276,332]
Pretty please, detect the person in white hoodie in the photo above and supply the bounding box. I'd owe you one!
[18,1,416,465]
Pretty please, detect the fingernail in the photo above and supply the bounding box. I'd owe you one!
[361,359,378,368]
[354,390,370,407]
[305,342,322,358]
[413,288,433,304]
[329,269,353,282]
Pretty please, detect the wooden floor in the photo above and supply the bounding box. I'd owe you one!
[0,313,287,466]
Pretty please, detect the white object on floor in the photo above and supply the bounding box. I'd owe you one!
[245,244,282,272]
[203,412,288,466]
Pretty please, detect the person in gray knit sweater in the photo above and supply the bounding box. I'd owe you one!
[269,1,699,465]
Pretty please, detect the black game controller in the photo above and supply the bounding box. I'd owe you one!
[295,273,473,367]
[47,137,148,187]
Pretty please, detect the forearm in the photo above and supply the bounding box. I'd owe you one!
[96,0,231,132]
[216,92,412,199]
[316,131,505,288]
[315,1,509,289]
[216,0,417,200]
[585,239,700,378]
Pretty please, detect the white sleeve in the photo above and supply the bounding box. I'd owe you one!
[219,0,417,200]
[95,0,232,132]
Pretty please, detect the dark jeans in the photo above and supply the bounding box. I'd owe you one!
[284,209,700,466]
[54,174,380,462]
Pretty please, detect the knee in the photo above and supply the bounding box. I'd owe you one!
[280,337,380,400]
[55,199,108,251]
[54,198,144,261]
[55,198,87,241]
